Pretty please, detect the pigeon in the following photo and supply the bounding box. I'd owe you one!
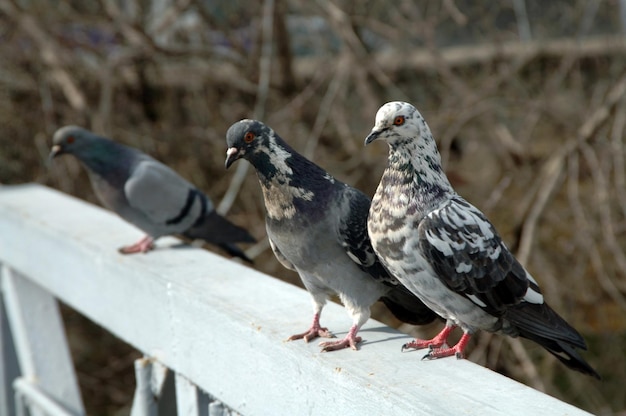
[225,119,437,351]
[365,101,600,378]
[50,125,255,261]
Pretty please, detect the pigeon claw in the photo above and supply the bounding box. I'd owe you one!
[286,313,335,343]
[420,345,465,360]
[419,333,471,360]
[401,325,456,352]
[320,335,362,352]
[401,338,446,352]
[118,236,155,254]
[287,327,334,343]
[319,324,362,352]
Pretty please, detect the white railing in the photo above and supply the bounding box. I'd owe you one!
[0,184,591,416]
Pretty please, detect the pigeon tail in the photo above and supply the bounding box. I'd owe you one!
[182,211,255,262]
[380,285,440,326]
[506,302,601,379]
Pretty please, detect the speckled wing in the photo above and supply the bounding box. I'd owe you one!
[336,186,397,286]
[418,196,529,315]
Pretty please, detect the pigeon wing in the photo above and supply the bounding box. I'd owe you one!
[124,159,198,225]
[336,186,397,285]
[418,197,529,315]
[338,186,438,324]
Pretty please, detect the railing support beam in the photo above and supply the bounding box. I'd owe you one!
[1,265,85,416]
[0,279,19,416]
[130,357,176,416]
[175,373,210,416]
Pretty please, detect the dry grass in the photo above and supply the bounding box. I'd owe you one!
[1,1,625,414]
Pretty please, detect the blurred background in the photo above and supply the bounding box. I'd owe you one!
[1,0,625,414]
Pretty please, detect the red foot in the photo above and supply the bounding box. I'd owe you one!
[288,327,333,343]
[402,325,455,351]
[287,313,334,343]
[118,236,155,254]
[422,333,472,360]
[320,325,362,352]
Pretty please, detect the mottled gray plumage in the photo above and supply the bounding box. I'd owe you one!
[365,102,599,378]
[225,119,437,351]
[50,126,255,261]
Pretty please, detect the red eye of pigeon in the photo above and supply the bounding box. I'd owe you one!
[393,116,405,126]
[244,132,255,143]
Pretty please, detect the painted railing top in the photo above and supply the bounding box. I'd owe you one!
[0,184,591,416]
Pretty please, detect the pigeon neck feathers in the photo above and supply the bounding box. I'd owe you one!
[381,134,454,218]
[73,137,139,187]
[251,131,338,221]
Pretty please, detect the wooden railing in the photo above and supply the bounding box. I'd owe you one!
[0,184,591,415]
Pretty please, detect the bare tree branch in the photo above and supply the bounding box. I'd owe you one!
[217,0,276,218]
[517,70,626,264]
[0,0,88,113]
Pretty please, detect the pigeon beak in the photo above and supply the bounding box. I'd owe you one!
[364,130,381,146]
[225,147,241,169]
[48,145,63,163]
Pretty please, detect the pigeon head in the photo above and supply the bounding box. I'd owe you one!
[50,126,101,160]
[365,102,452,193]
[225,119,278,169]
[364,101,433,148]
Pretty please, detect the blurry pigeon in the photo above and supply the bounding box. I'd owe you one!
[225,119,437,351]
[50,126,255,261]
[365,102,599,378]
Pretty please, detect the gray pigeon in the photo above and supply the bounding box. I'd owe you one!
[50,125,255,261]
[225,119,437,351]
[365,101,599,378]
